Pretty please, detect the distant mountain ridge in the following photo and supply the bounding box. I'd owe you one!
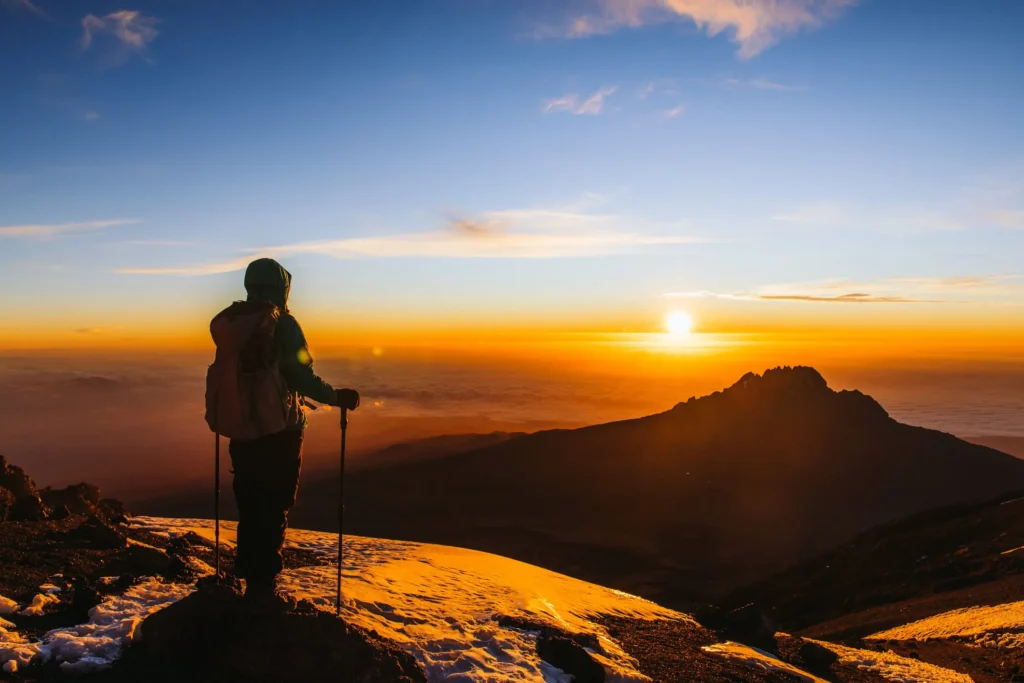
[292,366,1024,605]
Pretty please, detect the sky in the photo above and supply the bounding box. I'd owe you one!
[1,0,1023,492]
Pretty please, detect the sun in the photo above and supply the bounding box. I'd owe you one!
[664,310,694,336]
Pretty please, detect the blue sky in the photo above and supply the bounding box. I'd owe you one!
[2,0,1023,339]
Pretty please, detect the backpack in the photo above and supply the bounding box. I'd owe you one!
[205,300,300,440]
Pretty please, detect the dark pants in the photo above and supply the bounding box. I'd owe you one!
[229,429,303,588]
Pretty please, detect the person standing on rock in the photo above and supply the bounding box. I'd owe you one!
[206,257,359,605]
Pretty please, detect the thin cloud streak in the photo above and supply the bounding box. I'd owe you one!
[757,293,941,304]
[661,104,686,119]
[543,86,617,115]
[723,77,805,91]
[666,276,1024,305]
[0,219,139,238]
[551,0,855,58]
[118,209,705,275]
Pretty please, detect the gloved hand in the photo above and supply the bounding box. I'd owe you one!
[336,388,360,410]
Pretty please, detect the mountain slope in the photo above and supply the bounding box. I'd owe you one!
[728,489,1024,638]
[4,513,916,683]
[294,366,1024,604]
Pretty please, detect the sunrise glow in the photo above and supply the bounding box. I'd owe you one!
[664,310,694,337]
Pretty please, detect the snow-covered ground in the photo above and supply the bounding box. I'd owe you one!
[701,642,827,682]
[808,640,974,683]
[135,516,683,682]
[0,579,193,674]
[0,515,995,682]
[868,601,1024,650]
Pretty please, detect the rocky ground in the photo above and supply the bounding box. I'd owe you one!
[5,452,1022,683]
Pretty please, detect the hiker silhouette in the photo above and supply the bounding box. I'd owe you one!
[206,258,359,603]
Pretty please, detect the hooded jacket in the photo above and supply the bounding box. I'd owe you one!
[243,258,337,428]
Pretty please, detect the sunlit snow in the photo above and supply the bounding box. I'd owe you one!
[868,601,1024,650]
[809,640,975,682]
[0,595,19,615]
[0,578,193,672]
[135,516,685,682]
[701,642,827,682]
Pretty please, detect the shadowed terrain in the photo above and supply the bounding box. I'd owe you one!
[288,366,1024,605]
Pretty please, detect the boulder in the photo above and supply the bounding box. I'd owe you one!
[40,482,102,516]
[536,634,606,683]
[97,498,129,524]
[9,492,50,521]
[0,457,36,499]
[720,603,778,653]
[69,515,128,549]
[798,640,839,672]
[0,487,14,521]
[128,584,426,683]
[124,545,172,574]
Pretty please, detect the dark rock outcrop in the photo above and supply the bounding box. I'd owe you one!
[68,515,128,549]
[126,584,426,683]
[536,634,606,683]
[798,640,839,672]
[40,482,102,516]
[0,456,128,524]
[10,491,50,521]
[0,455,37,499]
[719,604,777,654]
[0,486,14,521]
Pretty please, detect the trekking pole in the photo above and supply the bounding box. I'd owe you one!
[214,432,221,583]
[336,407,348,617]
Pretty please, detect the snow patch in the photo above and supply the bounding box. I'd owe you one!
[136,516,684,683]
[868,601,1024,650]
[20,592,60,616]
[0,578,192,673]
[809,640,974,683]
[0,595,19,615]
[701,642,827,682]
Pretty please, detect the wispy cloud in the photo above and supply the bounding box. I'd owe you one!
[0,219,139,238]
[73,326,117,335]
[81,10,159,65]
[118,205,705,275]
[661,104,686,120]
[84,111,100,121]
[543,86,617,115]
[722,77,805,91]
[548,0,855,58]
[2,0,47,18]
[756,292,937,304]
[667,276,1024,305]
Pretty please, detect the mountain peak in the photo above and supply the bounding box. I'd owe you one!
[673,366,889,423]
[729,366,829,393]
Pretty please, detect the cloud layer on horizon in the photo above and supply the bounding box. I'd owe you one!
[666,275,1024,305]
